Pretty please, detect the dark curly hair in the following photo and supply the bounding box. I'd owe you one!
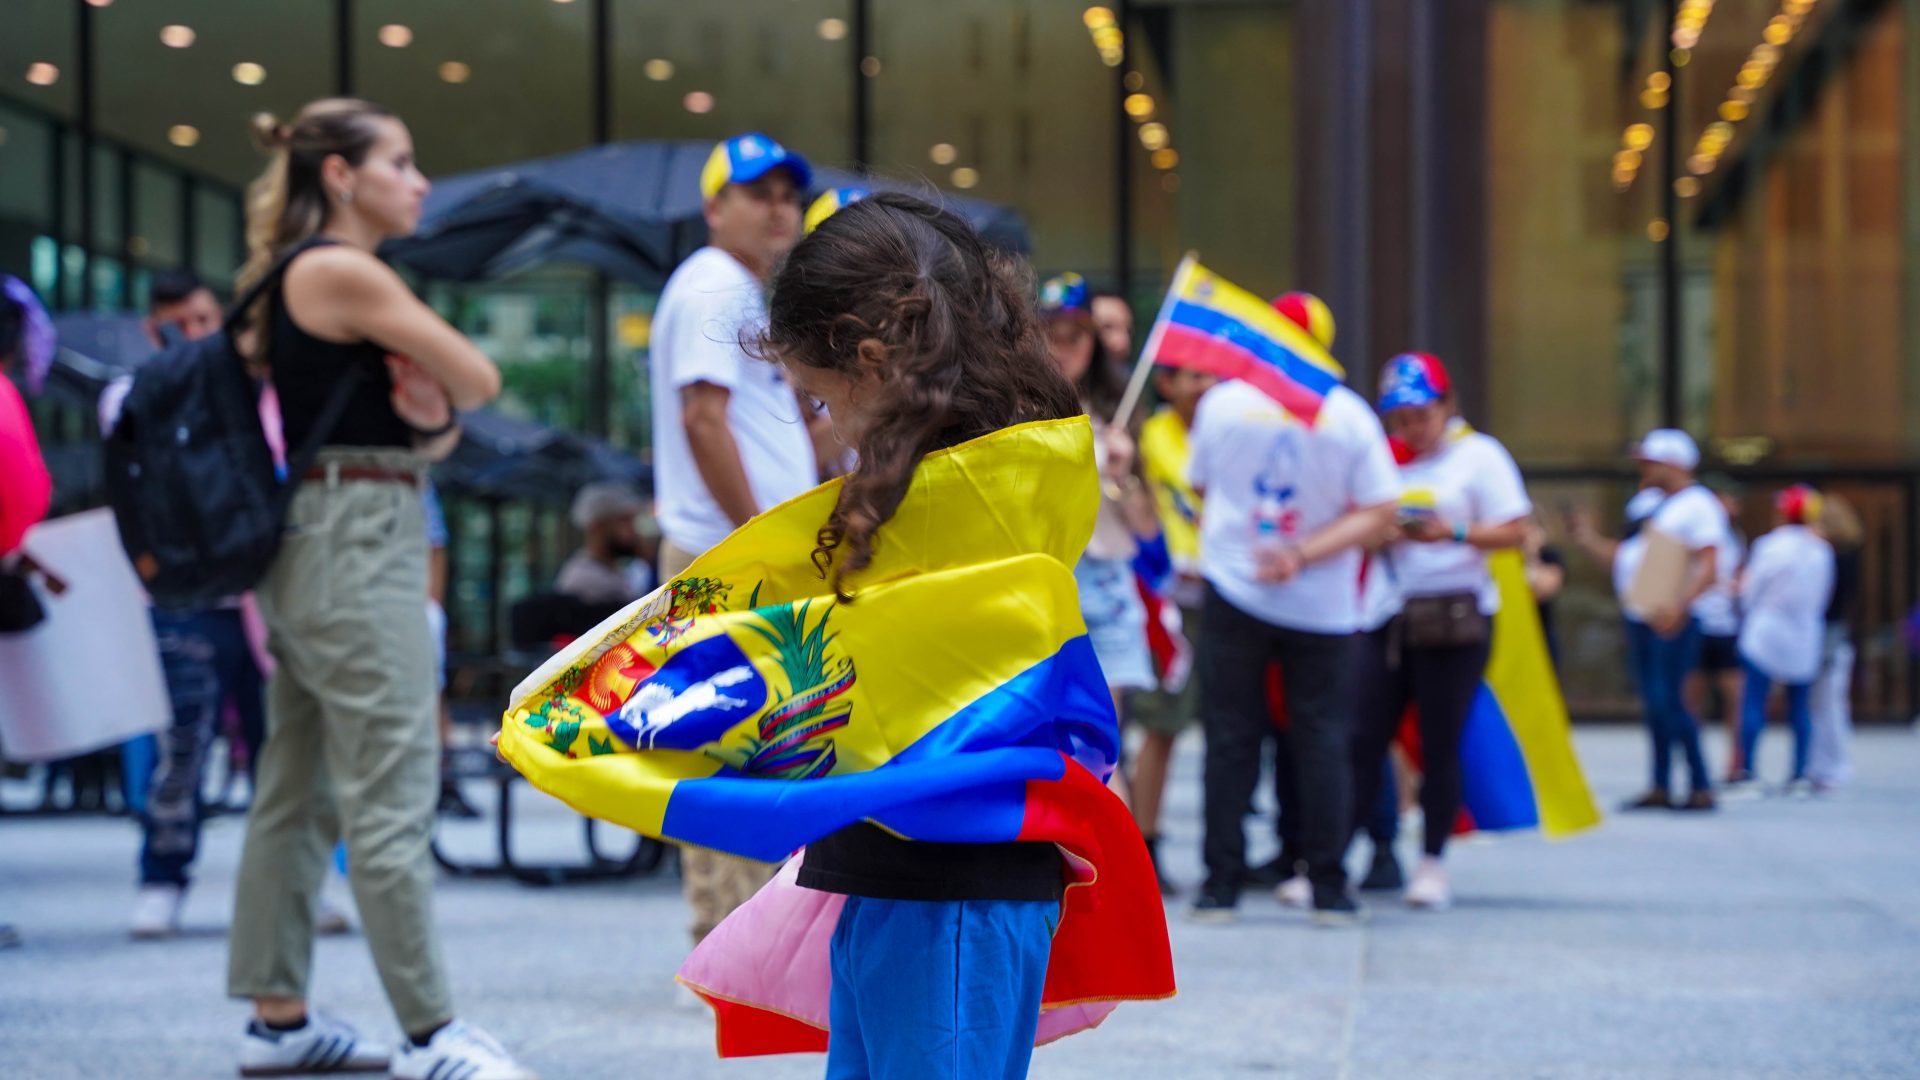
[756,193,1080,599]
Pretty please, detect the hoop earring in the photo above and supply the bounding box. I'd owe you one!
[337,189,354,205]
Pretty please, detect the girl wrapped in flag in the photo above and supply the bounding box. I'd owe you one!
[498,193,1174,1077]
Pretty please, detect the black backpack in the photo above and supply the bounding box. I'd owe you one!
[103,244,361,609]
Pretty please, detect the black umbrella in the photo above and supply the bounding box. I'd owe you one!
[382,140,1030,286]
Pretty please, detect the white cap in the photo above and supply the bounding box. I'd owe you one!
[570,482,646,530]
[1634,428,1699,471]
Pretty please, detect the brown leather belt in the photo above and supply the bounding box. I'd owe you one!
[303,465,421,489]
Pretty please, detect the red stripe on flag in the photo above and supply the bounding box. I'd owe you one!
[1158,323,1326,424]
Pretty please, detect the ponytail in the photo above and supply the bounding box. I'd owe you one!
[238,98,394,295]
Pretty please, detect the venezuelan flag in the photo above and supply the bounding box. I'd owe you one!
[1454,550,1603,837]
[499,417,1175,1055]
[1142,254,1346,425]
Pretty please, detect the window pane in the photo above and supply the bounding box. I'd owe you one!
[94,0,336,189]
[194,187,241,286]
[355,0,593,175]
[133,161,185,270]
[0,0,79,121]
[872,0,1114,281]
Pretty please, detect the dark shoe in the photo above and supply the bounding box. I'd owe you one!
[437,781,482,820]
[1676,789,1717,812]
[1310,885,1367,928]
[1359,846,1404,892]
[1142,835,1178,897]
[1243,854,1292,888]
[1620,788,1673,811]
[1185,884,1238,925]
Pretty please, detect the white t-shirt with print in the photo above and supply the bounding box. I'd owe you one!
[1737,524,1834,685]
[649,247,818,555]
[1189,381,1402,635]
[1377,429,1532,617]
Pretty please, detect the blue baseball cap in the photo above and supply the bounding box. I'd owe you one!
[1377,352,1452,412]
[805,186,871,233]
[700,133,813,200]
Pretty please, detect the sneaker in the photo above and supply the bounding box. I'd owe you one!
[1274,874,1312,909]
[1404,857,1452,910]
[1620,788,1673,811]
[1186,884,1238,925]
[1780,778,1816,800]
[131,883,184,940]
[1359,846,1405,892]
[238,1012,390,1076]
[1310,886,1367,928]
[391,1020,538,1080]
[1676,789,1717,812]
[315,887,354,937]
[1719,773,1763,801]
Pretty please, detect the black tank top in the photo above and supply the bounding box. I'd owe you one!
[268,238,413,451]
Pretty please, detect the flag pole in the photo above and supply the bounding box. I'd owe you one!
[1110,251,1197,431]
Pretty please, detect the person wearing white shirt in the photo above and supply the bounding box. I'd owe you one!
[1576,429,1726,811]
[1185,377,1400,925]
[1733,486,1835,795]
[1349,353,1530,912]
[648,133,820,948]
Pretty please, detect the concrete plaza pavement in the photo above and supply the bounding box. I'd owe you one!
[3,724,1918,1079]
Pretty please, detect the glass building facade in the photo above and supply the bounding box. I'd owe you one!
[2,0,1914,716]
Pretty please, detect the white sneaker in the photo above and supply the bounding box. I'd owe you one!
[315,877,355,936]
[1404,856,1452,910]
[391,1020,538,1080]
[1274,874,1312,909]
[131,883,184,940]
[238,1011,389,1076]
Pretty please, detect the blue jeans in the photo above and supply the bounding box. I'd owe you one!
[141,608,266,886]
[826,896,1054,1080]
[1627,618,1711,795]
[1739,656,1812,782]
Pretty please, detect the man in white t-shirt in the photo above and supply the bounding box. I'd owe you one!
[1185,379,1400,925]
[1576,429,1727,812]
[648,132,820,947]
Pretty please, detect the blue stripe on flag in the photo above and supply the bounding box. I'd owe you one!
[1167,301,1344,397]
[1458,684,1540,832]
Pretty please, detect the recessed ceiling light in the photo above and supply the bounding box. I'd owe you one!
[683,91,715,114]
[85,0,113,7]
[644,58,674,81]
[950,167,979,189]
[1150,147,1179,170]
[378,24,413,48]
[159,25,196,49]
[818,18,848,41]
[929,143,957,165]
[860,56,881,78]
[232,62,267,86]
[168,125,201,148]
[439,61,471,84]
[25,63,59,87]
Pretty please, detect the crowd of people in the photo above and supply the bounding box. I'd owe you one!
[0,97,1875,1080]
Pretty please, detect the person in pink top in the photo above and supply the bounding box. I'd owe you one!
[0,276,52,558]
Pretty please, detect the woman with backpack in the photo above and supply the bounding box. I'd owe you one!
[223,98,535,1080]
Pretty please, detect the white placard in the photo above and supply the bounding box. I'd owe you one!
[0,509,168,761]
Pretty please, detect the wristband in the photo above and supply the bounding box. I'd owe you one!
[409,413,461,439]
[1452,521,1469,543]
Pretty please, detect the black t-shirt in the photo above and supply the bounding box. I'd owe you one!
[798,822,1065,902]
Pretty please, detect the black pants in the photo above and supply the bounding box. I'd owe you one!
[1200,585,1356,898]
[1350,621,1492,858]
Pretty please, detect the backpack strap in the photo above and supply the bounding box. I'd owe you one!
[223,236,337,336]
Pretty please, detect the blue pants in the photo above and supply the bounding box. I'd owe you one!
[1627,618,1711,795]
[1739,657,1812,782]
[826,896,1055,1080]
[141,608,266,886]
